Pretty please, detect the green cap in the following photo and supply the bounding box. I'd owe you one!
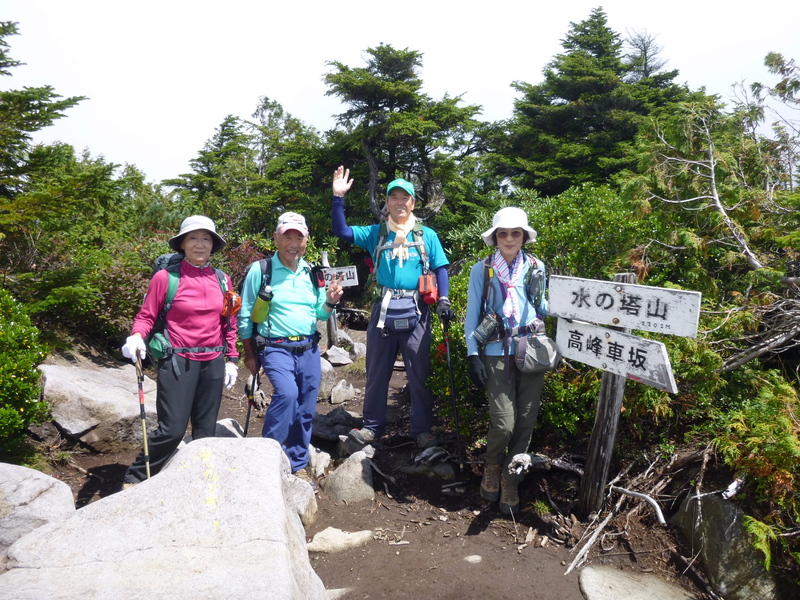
[386,178,415,197]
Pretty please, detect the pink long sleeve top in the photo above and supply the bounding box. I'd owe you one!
[132,260,239,362]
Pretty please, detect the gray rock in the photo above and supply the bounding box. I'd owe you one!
[325,346,352,367]
[183,418,243,441]
[319,357,335,400]
[579,565,694,600]
[41,363,157,453]
[308,444,332,479]
[333,329,354,351]
[0,464,75,555]
[320,449,374,504]
[307,527,373,553]
[312,406,362,442]
[351,342,366,360]
[672,493,778,600]
[330,380,356,405]
[0,438,325,600]
[399,461,456,481]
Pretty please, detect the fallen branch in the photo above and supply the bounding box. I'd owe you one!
[565,462,637,575]
[368,458,397,485]
[610,486,666,525]
[565,497,623,575]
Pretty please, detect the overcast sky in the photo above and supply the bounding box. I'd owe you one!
[4,0,799,183]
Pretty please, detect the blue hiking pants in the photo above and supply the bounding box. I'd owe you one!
[259,340,320,472]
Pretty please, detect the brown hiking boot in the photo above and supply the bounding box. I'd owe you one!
[499,477,519,516]
[480,463,501,502]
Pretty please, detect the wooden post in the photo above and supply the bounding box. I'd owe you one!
[576,272,637,520]
[321,251,339,345]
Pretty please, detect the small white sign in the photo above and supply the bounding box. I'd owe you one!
[556,318,678,394]
[549,276,701,338]
[322,266,359,287]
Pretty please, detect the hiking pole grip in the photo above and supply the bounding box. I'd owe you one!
[135,357,151,479]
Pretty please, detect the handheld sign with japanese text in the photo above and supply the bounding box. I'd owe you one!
[321,266,359,287]
[549,275,701,338]
[556,318,678,394]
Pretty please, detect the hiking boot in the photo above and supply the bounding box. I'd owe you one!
[499,477,519,516]
[480,463,501,502]
[344,428,377,454]
[415,432,440,449]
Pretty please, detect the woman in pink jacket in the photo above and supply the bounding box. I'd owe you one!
[121,215,239,485]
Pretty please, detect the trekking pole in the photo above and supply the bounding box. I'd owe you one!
[243,372,257,437]
[135,357,151,479]
[442,318,463,473]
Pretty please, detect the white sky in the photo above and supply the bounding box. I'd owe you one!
[3,0,799,184]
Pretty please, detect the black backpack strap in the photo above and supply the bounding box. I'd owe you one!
[481,255,494,312]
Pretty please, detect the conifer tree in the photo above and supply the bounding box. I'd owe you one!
[493,8,691,196]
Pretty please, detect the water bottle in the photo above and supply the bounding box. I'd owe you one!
[250,286,273,323]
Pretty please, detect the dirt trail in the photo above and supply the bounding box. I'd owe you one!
[47,356,699,600]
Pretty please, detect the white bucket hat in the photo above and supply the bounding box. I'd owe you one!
[169,215,226,254]
[481,207,537,246]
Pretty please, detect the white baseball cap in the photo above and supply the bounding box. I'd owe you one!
[275,212,309,237]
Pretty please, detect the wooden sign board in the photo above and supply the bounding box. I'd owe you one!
[556,318,678,394]
[321,266,359,287]
[549,275,701,338]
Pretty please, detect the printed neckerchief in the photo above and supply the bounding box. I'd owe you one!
[492,249,523,326]
[387,213,417,267]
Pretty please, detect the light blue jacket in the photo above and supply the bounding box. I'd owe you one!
[464,253,549,357]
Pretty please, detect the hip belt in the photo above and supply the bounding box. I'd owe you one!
[254,332,319,355]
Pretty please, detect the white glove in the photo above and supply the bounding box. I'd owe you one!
[507,453,533,476]
[224,361,238,390]
[122,335,147,363]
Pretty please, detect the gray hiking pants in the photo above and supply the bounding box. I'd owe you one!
[483,354,544,484]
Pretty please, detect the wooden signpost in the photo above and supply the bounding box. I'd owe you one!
[319,252,359,346]
[556,318,677,394]
[549,275,701,338]
[548,273,702,519]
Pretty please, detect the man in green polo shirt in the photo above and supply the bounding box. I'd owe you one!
[238,212,344,478]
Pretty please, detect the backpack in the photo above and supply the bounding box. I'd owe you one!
[475,253,545,346]
[481,253,544,312]
[145,253,230,371]
[366,219,430,299]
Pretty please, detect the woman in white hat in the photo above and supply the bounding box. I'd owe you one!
[120,215,239,485]
[463,207,549,516]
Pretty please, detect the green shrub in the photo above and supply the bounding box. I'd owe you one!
[428,265,486,439]
[0,289,49,457]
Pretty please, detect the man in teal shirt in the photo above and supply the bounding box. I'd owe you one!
[331,167,453,452]
[238,212,344,477]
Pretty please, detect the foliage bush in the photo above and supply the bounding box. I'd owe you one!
[0,289,49,457]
